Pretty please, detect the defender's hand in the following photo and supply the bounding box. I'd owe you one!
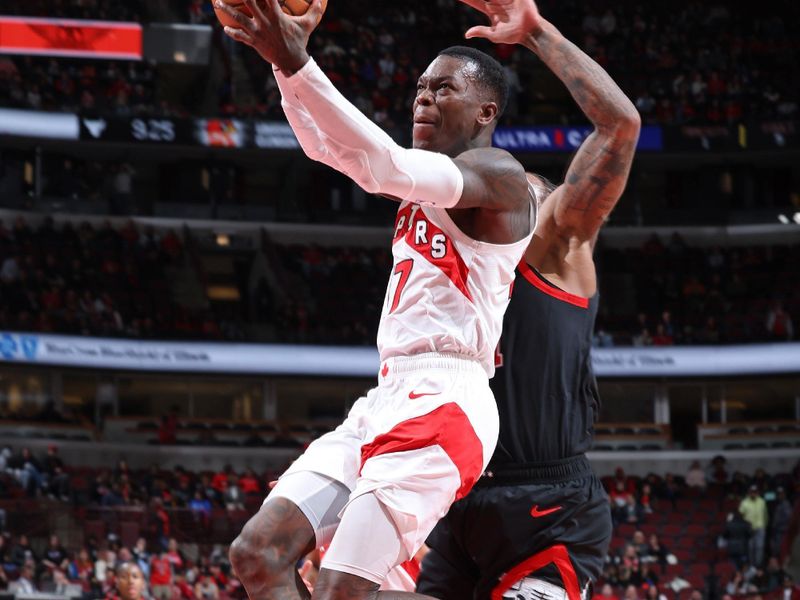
[457,0,542,44]
[216,0,324,73]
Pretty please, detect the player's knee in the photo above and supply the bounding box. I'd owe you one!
[228,524,266,581]
[230,499,313,583]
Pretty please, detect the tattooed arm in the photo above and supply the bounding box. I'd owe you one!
[458,0,641,242]
[522,21,640,241]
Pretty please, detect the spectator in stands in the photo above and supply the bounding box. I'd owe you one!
[195,570,220,600]
[782,575,800,600]
[724,569,758,595]
[741,484,770,567]
[610,480,631,522]
[223,472,244,511]
[760,556,787,592]
[707,455,731,488]
[631,531,649,556]
[772,487,793,558]
[189,490,213,529]
[9,562,36,594]
[639,483,654,514]
[238,468,261,497]
[602,563,621,586]
[621,493,644,525]
[686,460,707,489]
[12,447,44,496]
[48,569,82,597]
[751,468,772,492]
[644,534,671,567]
[633,327,654,347]
[112,562,147,600]
[94,548,116,592]
[618,544,643,586]
[149,550,173,600]
[725,510,753,568]
[42,534,70,578]
[9,534,35,567]
[644,584,668,600]
[766,301,794,341]
[0,534,9,570]
[131,539,150,580]
[174,571,194,600]
[623,584,640,600]
[157,409,178,445]
[211,465,231,501]
[652,472,680,509]
[593,583,619,600]
[149,498,170,550]
[71,548,94,593]
[651,324,674,346]
[42,445,71,501]
[164,538,184,572]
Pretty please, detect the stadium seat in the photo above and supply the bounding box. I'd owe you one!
[661,524,683,537]
[687,562,710,577]
[684,523,707,536]
[672,541,693,563]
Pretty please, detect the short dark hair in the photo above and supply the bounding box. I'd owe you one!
[438,46,509,119]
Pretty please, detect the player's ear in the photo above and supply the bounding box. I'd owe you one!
[477,101,498,126]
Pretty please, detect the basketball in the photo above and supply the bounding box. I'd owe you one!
[213,0,328,28]
[279,0,325,17]
[213,0,251,29]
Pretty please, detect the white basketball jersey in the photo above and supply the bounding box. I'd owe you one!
[377,194,537,377]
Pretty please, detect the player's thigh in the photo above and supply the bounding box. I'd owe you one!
[416,545,478,600]
[318,492,407,587]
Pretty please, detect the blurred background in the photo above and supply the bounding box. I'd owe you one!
[0,0,800,599]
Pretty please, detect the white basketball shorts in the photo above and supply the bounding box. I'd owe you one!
[280,352,499,558]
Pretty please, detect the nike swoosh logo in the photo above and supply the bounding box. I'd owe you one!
[530,505,562,518]
[408,391,442,400]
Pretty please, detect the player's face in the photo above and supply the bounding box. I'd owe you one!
[117,566,145,600]
[412,55,489,156]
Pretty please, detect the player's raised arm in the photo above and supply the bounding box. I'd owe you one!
[458,0,641,240]
[217,0,529,215]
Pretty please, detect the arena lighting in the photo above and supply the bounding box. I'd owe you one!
[778,214,791,224]
[0,16,142,60]
[794,212,800,225]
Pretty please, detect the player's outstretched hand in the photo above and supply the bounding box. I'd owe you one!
[216,0,323,73]
[457,0,542,44]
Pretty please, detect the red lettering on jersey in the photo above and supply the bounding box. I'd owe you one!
[392,204,473,302]
[494,342,504,368]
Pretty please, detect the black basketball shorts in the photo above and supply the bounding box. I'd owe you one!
[416,455,611,600]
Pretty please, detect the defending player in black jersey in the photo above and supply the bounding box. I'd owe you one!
[416,1,641,599]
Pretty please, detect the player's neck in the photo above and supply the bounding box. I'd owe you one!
[446,136,492,158]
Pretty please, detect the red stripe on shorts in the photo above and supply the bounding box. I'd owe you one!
[491,544,581,600]
[359,402,484,501]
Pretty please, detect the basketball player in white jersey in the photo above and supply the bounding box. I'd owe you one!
[217,0,536,598]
